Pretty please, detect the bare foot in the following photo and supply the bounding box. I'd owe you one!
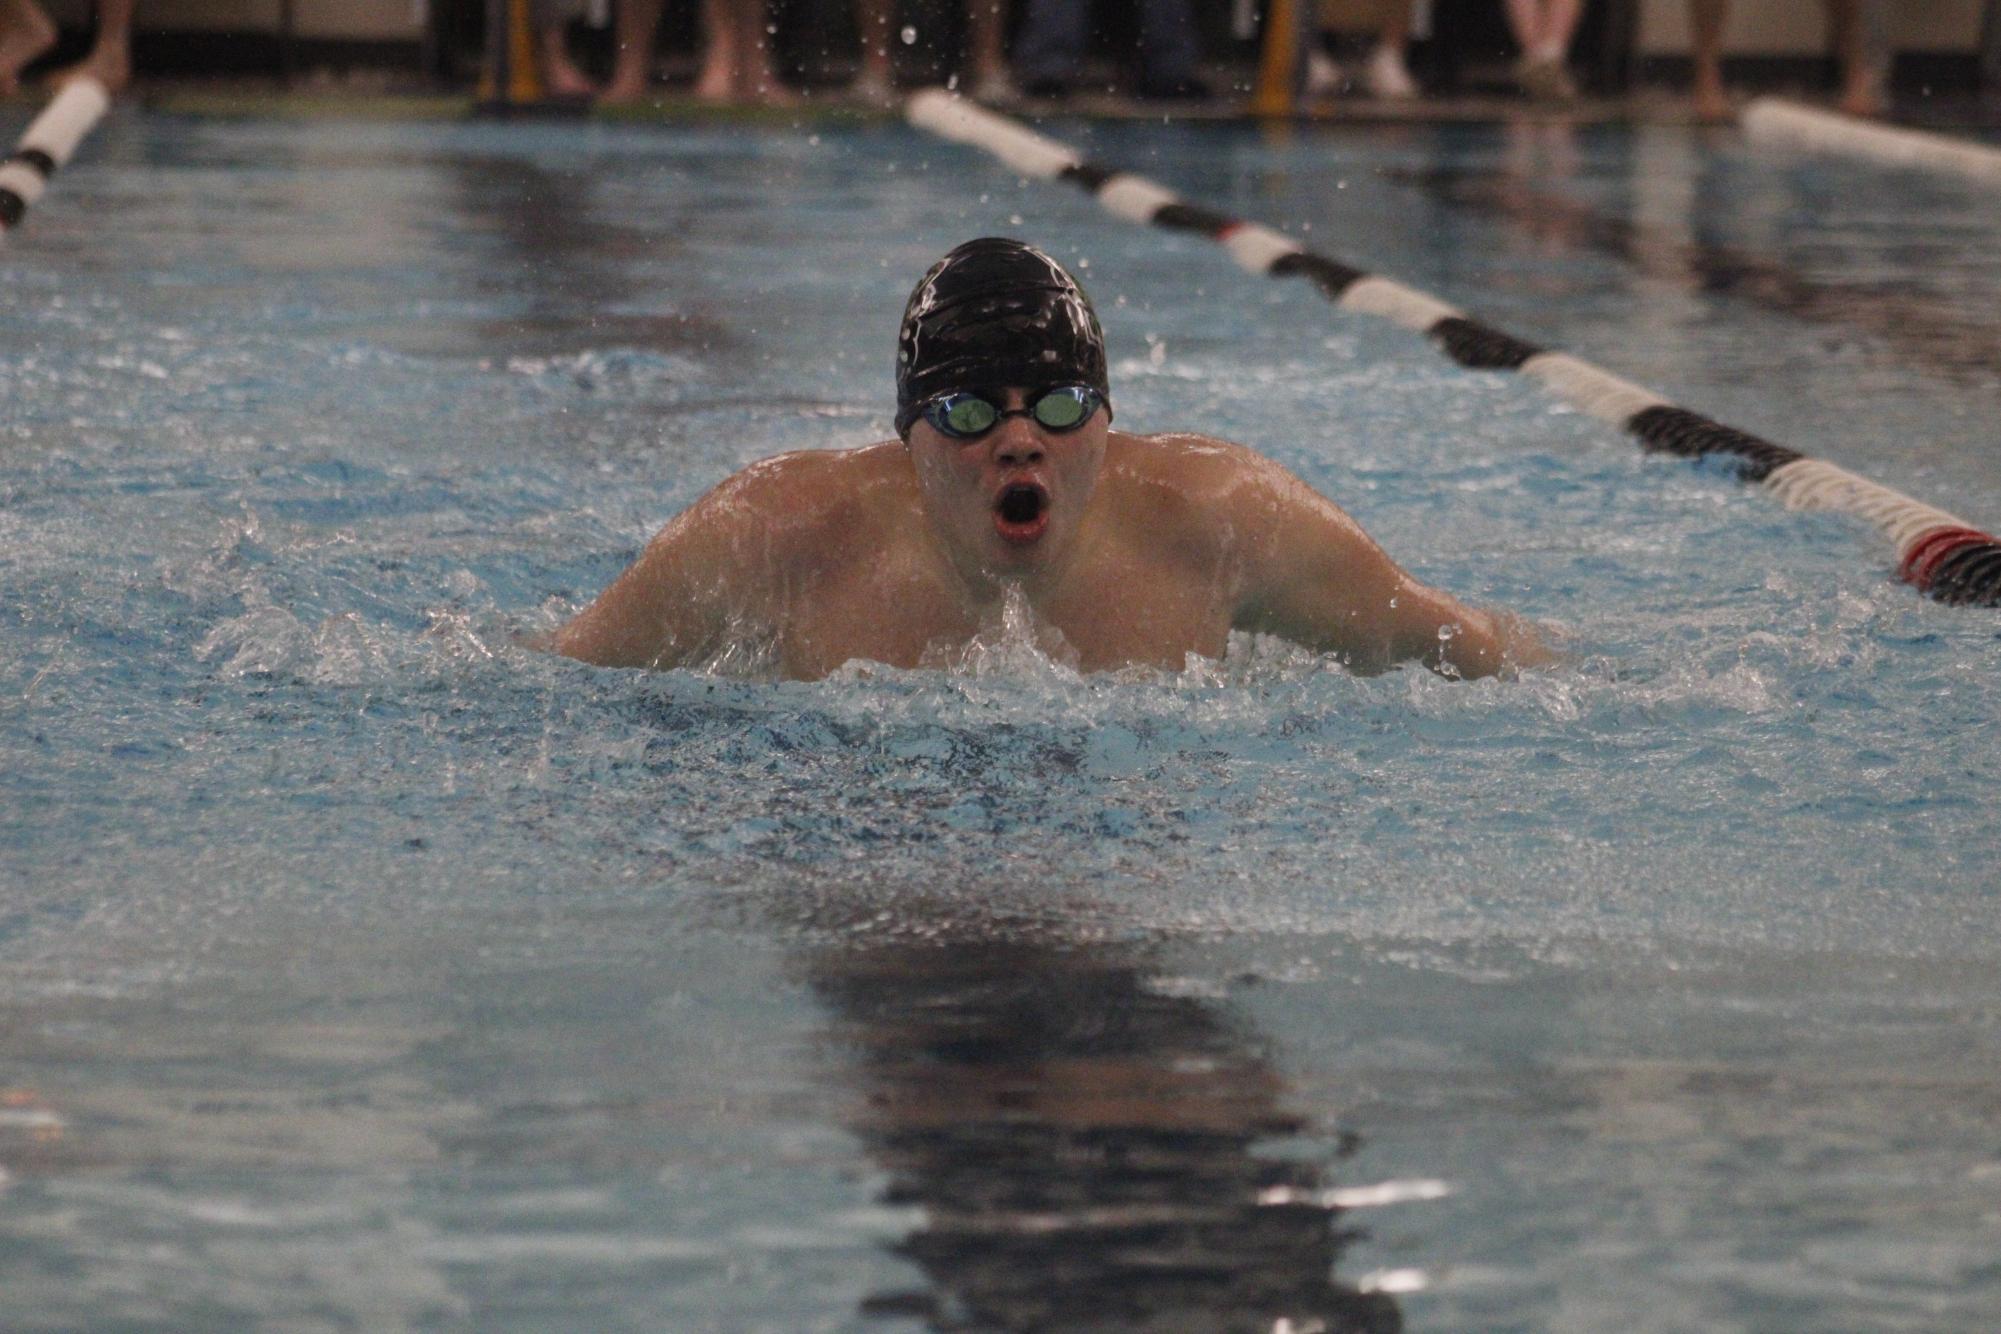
[747,70,798,107]
[540,42,598,99]
[1515,54,1575,103]
[849,70,896,108]
[1837,77,1884,119]
[601,47,669,106]
[690,58,734,103]
[0,0,58,97]
[600,72,657,105]
[1692,78,1732,123]
[49,41,131,96]
[968,70,1017,104]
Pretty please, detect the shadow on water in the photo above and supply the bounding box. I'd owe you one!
[355,153,737,363]
[787,896,1403,1333]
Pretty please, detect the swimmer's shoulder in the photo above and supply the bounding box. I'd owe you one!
[692,440,904,508]
[1104,431,1366,577]
[683,441,916,557]
[1106,430,1303,523]
[705,439,903,499]
[1096,432,1273,569]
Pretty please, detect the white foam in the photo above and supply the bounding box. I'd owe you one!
[1357,1267,1432,1294]
[1259,1179,1454,1208]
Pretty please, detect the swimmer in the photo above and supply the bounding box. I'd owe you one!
[553,238,1549,680]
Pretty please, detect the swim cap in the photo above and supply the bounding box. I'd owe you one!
[895,238,1111,437]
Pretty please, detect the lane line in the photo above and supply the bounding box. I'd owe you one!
[1744,97,2001,189]
[1,77,111,241]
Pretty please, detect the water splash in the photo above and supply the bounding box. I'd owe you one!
[926,583,1081,680]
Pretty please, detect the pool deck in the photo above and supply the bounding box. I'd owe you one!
[6,75,2000,132]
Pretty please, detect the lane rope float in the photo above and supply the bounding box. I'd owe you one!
[0,77,112,240]
[905,90,2001,608]
[1743,97,2001,189]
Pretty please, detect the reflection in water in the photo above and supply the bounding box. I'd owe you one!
[358,153,737,363]
[1390,142,2001,386]
[799,905,1403,1332]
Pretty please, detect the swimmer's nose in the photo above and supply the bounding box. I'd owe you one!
[990,418,1045,466]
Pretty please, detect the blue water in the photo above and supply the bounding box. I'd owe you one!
[3,107,1999,1329]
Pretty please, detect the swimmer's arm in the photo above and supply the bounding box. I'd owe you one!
[1233,461,1549,679]
[551,479,769,670]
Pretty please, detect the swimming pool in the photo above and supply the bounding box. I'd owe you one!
[3,103,1998,1328]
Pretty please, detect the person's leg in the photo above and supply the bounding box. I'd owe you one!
[735,0,795,104]
[1135,0,1203,96]
[853,0,896,102]
[539,24,599,96]
[536,0,600,97]
[603,0,667,101]
[1508,0,1579,62]
[0,0,57,96]
[48,0,133,92]
[1303,0,1344,98]
[1542,0,1581,53]
[1983,0,2001,98]
[1378,0,1410,52]
[1689,0,1730,120]
[1825,0,1884,117]
[966,0,1015,100]
[1366,0,1416,97]
[690,0,737,99]
[1506,0,1576,99]
[1501,0,1543,52]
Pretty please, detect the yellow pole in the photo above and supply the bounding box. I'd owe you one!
[507,0,543,103]
[1252,0,1299,117]
[479,0,546,105]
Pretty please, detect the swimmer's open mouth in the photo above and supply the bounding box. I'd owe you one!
[994,482,1050,544]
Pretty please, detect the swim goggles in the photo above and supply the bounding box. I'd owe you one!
[918,385,1106,440]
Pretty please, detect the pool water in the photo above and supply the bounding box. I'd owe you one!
[3,106,1999,1329]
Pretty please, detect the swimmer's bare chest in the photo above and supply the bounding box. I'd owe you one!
[768,552,1237,678]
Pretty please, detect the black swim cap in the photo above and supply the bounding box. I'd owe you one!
[895,238,1111,437]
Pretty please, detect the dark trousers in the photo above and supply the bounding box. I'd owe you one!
[1983,0,2001,91]
[1013,0,1202,86]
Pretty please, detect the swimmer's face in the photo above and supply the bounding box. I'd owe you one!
[906,385,1109,578]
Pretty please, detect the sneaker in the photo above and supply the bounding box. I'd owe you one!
[1305,48,1349,98]
[1364,44,1419,99]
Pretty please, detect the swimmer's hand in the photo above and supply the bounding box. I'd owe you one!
[1421,605,1557,680]
[1481,608,1561,676]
